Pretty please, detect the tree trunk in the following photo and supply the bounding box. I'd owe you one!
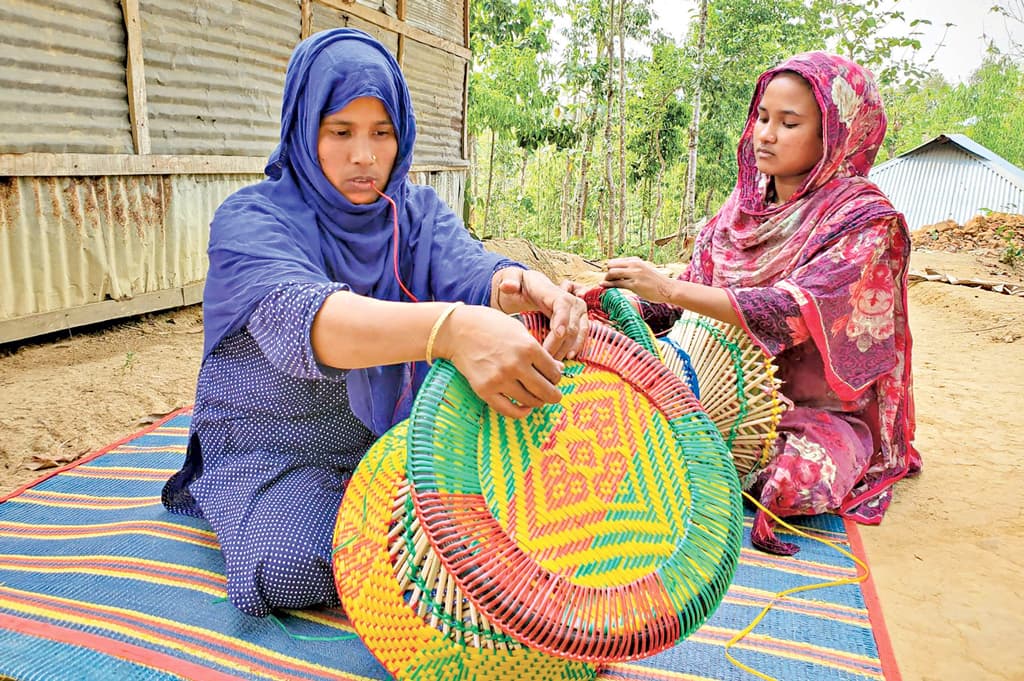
[617,0,628,247]
[484,128,496,237]
[651,127,666,260]
[681,0,709,238]
[560,154,574,241]
[519,149,528,195]
[518,150,529,236]
[575,127,595,239]
[603,0,616,256]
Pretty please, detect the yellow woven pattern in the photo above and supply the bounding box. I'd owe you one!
[480,365,691,588]
[332,423,596,681]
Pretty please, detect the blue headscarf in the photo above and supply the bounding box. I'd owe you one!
[200,28,512,435]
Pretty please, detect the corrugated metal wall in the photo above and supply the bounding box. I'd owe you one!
[404,38,466,165]
[310,6,400,60]
[141,0,298,157]
[0,175,251,339]
[352,0,400,18]
[409,169,465,213]
[871,146,1024,230]
[405,0,464,46]
[0,0,134,153]
[0,0,471,344]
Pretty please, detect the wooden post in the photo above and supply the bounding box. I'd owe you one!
[120,0,151,155]
[396,0,407,65]
[461,0,470,160]
[301,0,313,39]
[461,61,470,161]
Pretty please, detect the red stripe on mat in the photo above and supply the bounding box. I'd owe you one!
[844,518,902,681]
[0,406,194,503]
[0,612,240,681]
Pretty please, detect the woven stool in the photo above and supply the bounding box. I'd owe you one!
[406,313,743,663]
[333,422,596,680]
[664,310,787,489]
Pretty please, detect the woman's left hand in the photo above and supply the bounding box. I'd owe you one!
[495,269,588,360]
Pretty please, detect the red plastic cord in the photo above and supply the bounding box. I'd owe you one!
[372,182,419,423]
[372,182,418,303]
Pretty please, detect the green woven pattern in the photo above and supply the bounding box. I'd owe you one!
[333,422,599,680]
[600,287,662,357]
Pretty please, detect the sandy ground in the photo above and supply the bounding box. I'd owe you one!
[1,247,1022,680]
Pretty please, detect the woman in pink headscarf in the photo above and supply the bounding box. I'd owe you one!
[600,52,919,554]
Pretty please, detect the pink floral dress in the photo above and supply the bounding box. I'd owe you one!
[682,52,920,554]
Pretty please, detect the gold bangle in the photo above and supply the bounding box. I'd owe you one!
[425,301,464,365]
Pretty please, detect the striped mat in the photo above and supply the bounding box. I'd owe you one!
[0,410,900,681]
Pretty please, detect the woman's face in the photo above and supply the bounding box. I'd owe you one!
[317,96,399,204]
[753,72,823,200]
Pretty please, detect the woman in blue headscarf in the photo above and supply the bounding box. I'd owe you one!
[161,28,588,617]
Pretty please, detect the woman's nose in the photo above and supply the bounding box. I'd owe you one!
[757,124,776,144]
[351,137,375,164]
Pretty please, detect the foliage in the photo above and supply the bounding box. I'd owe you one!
[998,225,1024,266]
[468,0,557,137]
[465,0,1023,263]
[813,0,936,86]
[989,1,1024,60]
[882,56,1024,166]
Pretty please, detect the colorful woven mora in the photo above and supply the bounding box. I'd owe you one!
[665,310,787,489]
[333,422,596,680]
[406,313,743,663]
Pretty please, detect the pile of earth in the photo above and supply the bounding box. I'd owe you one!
[913,212,1024,280]
[482,237,688,286]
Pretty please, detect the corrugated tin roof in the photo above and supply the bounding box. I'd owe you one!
[875,134,1024,188]
[870,134,1024,230]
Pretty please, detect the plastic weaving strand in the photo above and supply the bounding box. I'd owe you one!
[407,314,743,663]
[658,336,701,399]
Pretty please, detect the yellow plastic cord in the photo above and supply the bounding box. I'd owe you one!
[725,491,871,681]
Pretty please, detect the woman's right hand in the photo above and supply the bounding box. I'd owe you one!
[602,256,675,303]
[431,305,564,419]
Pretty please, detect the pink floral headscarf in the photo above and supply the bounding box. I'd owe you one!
[702,51,890,288]
[686,52,919,524]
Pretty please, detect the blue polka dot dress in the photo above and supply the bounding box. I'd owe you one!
[163,283,377,617]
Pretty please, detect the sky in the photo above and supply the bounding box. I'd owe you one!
[647,0,1022,84]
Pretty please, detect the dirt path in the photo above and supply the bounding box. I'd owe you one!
[859,252,1024,681]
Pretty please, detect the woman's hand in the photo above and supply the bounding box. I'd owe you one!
[431,304,565,419]
[493,268,588,360]
[602,257,675,303]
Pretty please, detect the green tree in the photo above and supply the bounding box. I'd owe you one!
[468,0,557,235]
[813,0,935,86]
[626,38,688,255]
[883,56,1024,167]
